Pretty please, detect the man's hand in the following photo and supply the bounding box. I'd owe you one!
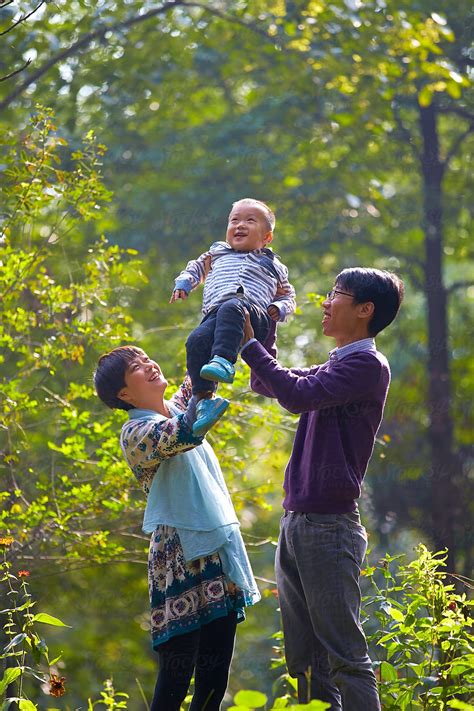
[170,289,188,303]
[242,310,255,344]
[267,305,280,321]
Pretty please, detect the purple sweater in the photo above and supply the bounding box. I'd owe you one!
[241,338,390,513]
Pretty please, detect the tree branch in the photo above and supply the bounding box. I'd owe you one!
[0,59,31,83]
[181,0,274,42]
[338,233,425,290]
[0,0,46,37]
[437,105,474,123]
[0,0,176,110]
[0,1,278,112]
[443,124,474,169]
[447,280,474,295]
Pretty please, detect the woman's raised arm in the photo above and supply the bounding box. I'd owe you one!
[169,374,194,412]
[120,412,201,492]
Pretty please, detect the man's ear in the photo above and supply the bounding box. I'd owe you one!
[264,230,273,245]
[357,301,375,321]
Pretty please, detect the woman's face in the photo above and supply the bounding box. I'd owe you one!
[119,353,168,408]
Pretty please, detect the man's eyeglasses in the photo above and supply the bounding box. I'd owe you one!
[326,289,354,301]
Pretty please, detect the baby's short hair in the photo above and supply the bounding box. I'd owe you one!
[231,198,275,231]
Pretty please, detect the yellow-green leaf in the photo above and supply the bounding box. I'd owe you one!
[419,85,433,107]
[0,666,22,695]
[32,613,71,627]
[234,690,268,708]
[387,606,404,622]
[446,81,462,99]
[380,660,398,681]
[19,700,38,711]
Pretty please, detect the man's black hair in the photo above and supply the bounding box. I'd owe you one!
[94,346,145,410]
[335,267,404,336]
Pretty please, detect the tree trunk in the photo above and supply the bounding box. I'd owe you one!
[419,103,458,572]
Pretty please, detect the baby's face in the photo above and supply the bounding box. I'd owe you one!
[226,204,273,252]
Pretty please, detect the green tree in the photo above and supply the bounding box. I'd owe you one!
[0,107,147,570]
[3,1,471,571]
[1,1,473,704]
[0,106,290,706]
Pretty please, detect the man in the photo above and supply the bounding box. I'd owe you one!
[241,267,404,710]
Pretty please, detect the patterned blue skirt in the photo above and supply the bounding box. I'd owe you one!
[148,525,252,650]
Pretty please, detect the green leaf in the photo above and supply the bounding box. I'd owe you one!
[446,81,462,99]
[32,613,71,627]
[387,606,404,622]
[378,631,398,644]
[380,661,398,681]
[283,702,331,710]
[234,690,268,708]
[48,655,62,666]
[419,85,433,107]
[331,113,355,127]
[449,662,472,675]
[18,701,37,711]
[3,633,27,653]
[0,667,22,696]
[447,701,474,710]
[398,689,414,710]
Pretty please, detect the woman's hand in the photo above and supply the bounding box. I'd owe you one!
[242,310,255,344]
[170,289,188,303]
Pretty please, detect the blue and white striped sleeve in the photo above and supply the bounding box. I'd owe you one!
[174,250,212,293]
[269,261,297,321]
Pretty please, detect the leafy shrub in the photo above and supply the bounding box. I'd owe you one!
[363,544,474,710]
[222,545,474,710]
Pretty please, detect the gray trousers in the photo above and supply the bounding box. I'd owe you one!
[275,511,380,711]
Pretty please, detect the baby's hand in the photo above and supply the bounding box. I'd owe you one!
[267,305,280,321]
[170,289,188,303]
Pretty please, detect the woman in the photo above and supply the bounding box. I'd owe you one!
[94,345,260,710]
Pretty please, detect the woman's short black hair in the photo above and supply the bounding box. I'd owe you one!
[335,267,404,336]
[94,345,145,410]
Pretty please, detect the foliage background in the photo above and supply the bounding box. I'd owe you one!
[1,0,473,708]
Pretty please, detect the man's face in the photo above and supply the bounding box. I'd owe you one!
[226,203,273,252]
[321,285,360,342]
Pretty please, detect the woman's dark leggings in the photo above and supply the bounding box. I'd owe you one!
[151,611,238,711]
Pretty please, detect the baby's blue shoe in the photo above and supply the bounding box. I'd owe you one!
[200,356,235,384]
[192,396,230,437]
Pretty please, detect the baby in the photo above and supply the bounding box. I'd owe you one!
[171,198,296,434]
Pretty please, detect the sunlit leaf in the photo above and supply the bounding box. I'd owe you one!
[32,613,71,627]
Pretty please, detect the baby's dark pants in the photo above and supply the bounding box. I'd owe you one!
[186,296,272,395]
